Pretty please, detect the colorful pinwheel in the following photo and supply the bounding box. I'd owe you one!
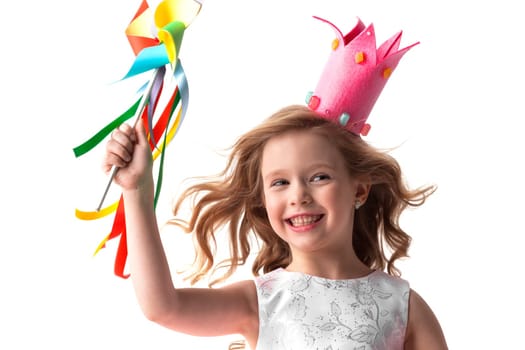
[73,0,202,278]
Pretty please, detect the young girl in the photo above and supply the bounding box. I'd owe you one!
[102,16,448,350]
[103,105,446,349]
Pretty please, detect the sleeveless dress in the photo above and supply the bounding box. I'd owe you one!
[254,268,409,350]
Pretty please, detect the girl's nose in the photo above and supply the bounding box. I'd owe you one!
[290,182,312,206]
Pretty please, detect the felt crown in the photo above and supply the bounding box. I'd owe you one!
[306,16,419,136]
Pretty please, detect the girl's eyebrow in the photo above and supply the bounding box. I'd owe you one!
[262,170,285,182]
[262,163,337,181]
[305,163,338,172]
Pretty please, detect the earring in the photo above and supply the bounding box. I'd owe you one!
[355,200,362,210]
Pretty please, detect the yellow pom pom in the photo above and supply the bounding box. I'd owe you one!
[355,51,365,64]
[331,38,340,51]
[383,67,393,79]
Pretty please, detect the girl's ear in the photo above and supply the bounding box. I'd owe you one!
[355,178,371,204]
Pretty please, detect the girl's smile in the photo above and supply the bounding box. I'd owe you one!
[286,213,324,232]
[287,214,324,227]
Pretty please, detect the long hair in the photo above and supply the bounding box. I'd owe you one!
[169,104,435,286]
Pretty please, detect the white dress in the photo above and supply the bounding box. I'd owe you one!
[254,268,409,350]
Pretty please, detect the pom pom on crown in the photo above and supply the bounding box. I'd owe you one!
[306,16,419,136]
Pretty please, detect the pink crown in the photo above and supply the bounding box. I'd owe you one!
[306,16,419,136]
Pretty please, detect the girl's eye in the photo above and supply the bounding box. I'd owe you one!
[311,174,330,182]
[271,179,289,187]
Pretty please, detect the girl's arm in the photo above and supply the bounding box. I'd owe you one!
[404,289,448,350]
[103,123,259,342]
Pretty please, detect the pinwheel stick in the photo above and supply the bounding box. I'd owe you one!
[96,68,162,212]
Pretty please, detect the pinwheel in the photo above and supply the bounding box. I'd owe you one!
[73,0,203,278]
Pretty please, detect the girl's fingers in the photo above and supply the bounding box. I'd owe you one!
[103,151,128,171]
[107,135,132,160]
[102,124,137,170]
[112,125,135,150]
[120,123,138,143]
[118,122,133,135]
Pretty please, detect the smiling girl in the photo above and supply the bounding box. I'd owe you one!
[101,15,448,350]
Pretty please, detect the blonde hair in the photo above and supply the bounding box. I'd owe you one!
[170,105,435,286]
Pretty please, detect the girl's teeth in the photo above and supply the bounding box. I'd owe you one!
[290,215,321,226]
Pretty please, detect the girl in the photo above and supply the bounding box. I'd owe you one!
[103,104,448,349]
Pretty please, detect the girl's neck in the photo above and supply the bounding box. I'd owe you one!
[285,250,372,280]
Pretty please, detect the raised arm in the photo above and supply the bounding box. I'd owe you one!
[102,123,259,344]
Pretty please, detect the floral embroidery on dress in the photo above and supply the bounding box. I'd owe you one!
[255,269,409,350]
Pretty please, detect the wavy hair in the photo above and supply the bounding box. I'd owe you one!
[169,105,435,286]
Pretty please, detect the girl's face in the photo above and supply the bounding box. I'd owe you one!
[260,130,369,258]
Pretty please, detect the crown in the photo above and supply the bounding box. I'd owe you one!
[306,16,419,136]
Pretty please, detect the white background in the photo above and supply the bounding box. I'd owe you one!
[1,0,524,348]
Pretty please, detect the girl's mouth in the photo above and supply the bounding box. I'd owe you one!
[287,215,323,227]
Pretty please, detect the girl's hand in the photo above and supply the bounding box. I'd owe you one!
[102,121,153,191]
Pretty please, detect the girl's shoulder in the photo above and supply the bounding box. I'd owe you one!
[405,288,448,349]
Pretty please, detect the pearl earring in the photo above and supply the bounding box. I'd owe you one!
[355,200,362,210]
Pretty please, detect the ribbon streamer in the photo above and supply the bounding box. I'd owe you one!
[74,0,200,278]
